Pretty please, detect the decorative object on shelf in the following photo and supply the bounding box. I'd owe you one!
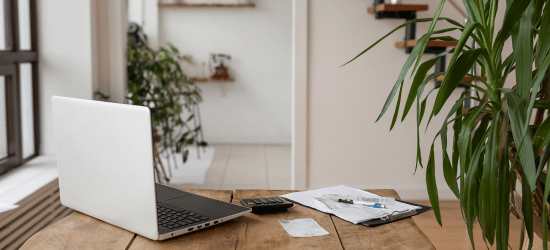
[390,0,402,4]
[201,62,207,79]
[209,53,232,80]
[347,0,550,249]
[127,22,208,183]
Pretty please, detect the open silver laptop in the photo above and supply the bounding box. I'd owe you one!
[52,96,250,240]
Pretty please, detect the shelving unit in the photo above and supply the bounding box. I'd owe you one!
[158,3,255,8]
[395,39,458,49]
[188,78,234,96]
[367,0,477,107]
[426,74,487,83]
[433,75,486,83]
[367,3,428,14]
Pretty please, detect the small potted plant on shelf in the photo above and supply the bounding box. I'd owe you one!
[127,23,208,182]
[345,1,550,249]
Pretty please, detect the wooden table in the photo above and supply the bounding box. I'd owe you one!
[20,189,435,249]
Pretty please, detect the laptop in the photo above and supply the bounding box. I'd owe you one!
[52,96,251,240]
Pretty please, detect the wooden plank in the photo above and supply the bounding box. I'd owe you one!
[19,211,135,250]
[368,4,429,14]
[395,40,458,48]
[0,193,59,241]
[6,202,69,250]
[435,75,487,83]
[21,189,434,249]
[1,199,61,249]
[48,207,73,226]
[331,189,435,250]
[0,179,59,228]
[129,189,236,250]
[159,3,255,8]
[231,190,344,250]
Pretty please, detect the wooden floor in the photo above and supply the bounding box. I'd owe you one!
[412,200,523,250]
[169,144,291,190]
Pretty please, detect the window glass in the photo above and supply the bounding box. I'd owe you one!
[20,63,34,158]
[18,0,31,50]
[0,76,7,159]
[0,0,11,50]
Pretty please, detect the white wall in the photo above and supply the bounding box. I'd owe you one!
[38,0,126,155]
[38,0,94,155]
[158,1,292,144]
[302,0,513,200]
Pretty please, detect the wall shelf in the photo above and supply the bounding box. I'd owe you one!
[188,77,235,83]
[427,74,487,83]
[188,77,234,97]
[367,4,428,14]
[395,39,458,49]
[158,3,255,8]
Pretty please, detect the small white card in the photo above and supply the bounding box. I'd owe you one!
[278,218,330,237]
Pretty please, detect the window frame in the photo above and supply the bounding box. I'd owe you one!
[0,0,39,176]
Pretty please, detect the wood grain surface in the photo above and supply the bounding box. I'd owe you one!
[129,189,236,250]
[331,189,435,250]
[231,189,344,250]
[19,211,135,250]
[22,188,434,249]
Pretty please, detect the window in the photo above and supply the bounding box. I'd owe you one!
[0,0,39,175]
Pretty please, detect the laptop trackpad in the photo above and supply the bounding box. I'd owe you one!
[165,195,239,217]
[155,183,192,201]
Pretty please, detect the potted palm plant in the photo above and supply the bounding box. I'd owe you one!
[345,1,550,249]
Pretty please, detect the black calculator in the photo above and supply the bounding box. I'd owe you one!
[239,197,294,213]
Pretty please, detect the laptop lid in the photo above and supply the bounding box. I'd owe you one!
[52,96,159,240]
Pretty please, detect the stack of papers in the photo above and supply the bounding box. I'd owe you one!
[281,185,421,224]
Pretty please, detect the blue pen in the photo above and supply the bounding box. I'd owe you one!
[362,203,386,208]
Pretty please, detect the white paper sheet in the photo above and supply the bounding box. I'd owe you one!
[281,185,421,224]
[0,203,18,214]
[278,218,330,237]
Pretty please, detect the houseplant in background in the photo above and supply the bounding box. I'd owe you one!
[127,23,208,178]
[345,0,550,249]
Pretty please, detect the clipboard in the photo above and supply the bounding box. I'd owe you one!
[359,200,432,227]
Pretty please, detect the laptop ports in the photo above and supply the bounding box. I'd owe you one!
[205,223,210,226]
[197,225,202,229]
[214,221,218,224]
[188,228,193,231]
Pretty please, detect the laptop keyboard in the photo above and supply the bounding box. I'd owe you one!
[157,204,210,230]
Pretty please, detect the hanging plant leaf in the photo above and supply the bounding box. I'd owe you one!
[182,149,189,164]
